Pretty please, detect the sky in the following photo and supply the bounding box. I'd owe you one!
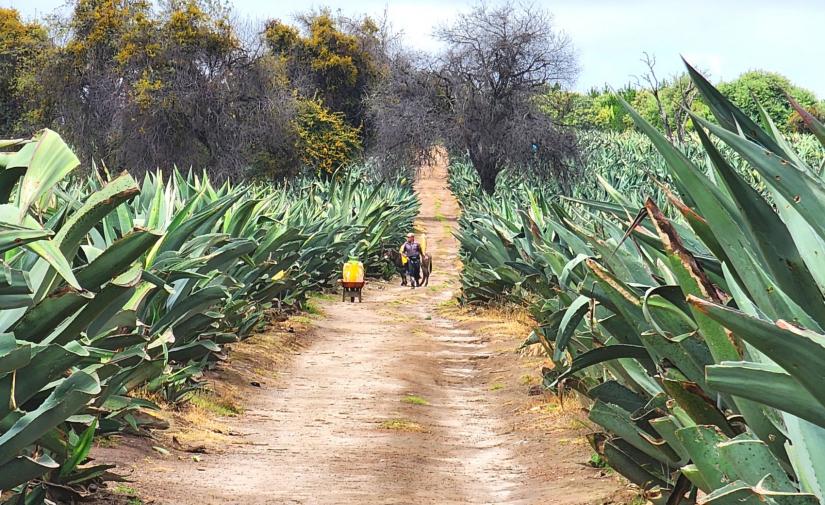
[4,0,824,97]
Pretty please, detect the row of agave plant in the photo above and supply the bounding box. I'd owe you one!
[452,62,825,504]
[0,131,418,503]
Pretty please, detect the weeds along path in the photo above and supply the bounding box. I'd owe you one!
[97,159,626,505]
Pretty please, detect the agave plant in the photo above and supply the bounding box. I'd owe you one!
[0,131,417,503]
[453,62,825,504]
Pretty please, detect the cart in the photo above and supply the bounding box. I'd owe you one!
[341,281,365,303]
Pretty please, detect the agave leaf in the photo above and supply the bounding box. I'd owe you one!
[0,205,82,294]
[0,342,89,420]
[649,415,690,464]
[696,116,825,245]
[50,266,142,345]
[783,416,825,501]
[694,125,825,320]
[700,480,819,505]
[590,400,681,465]
[753,98,810,172]
[706,361,825,429]
[0,453,59,491]
[0,371,100,466]
[58,419,97,479]
[588,433,670,490]
[0,225,52,254]
[0,334,31,374]
[31,173,141,301]
[151,285,227,334]
[661,375,734,437]
[718,436,795,491]
[588,380,648,413]
[554,295,590,360]
[689,296,825,411]
[787,93,825,148]
[151,193,237,262]
[584,259,649,337]
[675,425,734,493]
[682,59,785,157]
[168,340,221,362]
[11,288,93,343]
[14,129,80,222]
[75,229,161,291]
[550,344,654,387]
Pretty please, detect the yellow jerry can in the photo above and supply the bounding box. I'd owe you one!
[342,259,365,286]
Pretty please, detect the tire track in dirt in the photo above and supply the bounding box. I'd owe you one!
[93,157,627,505]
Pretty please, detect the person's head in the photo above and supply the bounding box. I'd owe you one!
[406,232,415,243]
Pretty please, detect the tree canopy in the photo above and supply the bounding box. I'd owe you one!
[0,2,388,180]
[542,68,823,138]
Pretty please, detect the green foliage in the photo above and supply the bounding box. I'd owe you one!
[592,91,636,131]
[453,63,825,503]
[0,8,48,134]
[717,70,819,132]
[264,10,381,128]
[543,70,822,138]
[2,4,391,181]
[7,0,303,180]
[294,98,363,175]
[0,129,417,500]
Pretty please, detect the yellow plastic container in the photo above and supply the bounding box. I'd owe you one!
[342,259,365,286]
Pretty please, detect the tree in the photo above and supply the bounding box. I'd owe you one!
[263,10,385,131]
[537,85,638,132]
[33,0,299,180]
[0,8,49,135]
[717,70,818,133]
[435,3,579,193]
[293,97,362,175]
[633,54,700,142]
[365,48,444,175]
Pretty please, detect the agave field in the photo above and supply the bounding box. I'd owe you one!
[453,63,825,504]
[0,131,416,502]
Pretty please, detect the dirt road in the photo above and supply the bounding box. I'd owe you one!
[93,161,626,504]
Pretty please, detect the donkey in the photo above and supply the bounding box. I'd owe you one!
[383,248,432,287]
[419,254,432,287]
[383,248,408,286]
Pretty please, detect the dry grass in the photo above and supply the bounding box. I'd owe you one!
[437,302,535,340]
[516,393,591,435]
[132,312,307,452]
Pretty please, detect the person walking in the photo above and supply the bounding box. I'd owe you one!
[400,232,423,288]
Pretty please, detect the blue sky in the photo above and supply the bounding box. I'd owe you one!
[4,0,824,97]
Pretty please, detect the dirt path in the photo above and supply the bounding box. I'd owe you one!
[93,160,627,505]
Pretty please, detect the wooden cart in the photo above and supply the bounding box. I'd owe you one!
[341,281,365,303]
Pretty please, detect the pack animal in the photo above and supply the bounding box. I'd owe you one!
[383,248,432,287]
[383,248,408,286]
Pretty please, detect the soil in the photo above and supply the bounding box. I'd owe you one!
[88,159,632,505]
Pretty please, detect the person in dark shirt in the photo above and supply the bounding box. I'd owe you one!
[401,232,422,288]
